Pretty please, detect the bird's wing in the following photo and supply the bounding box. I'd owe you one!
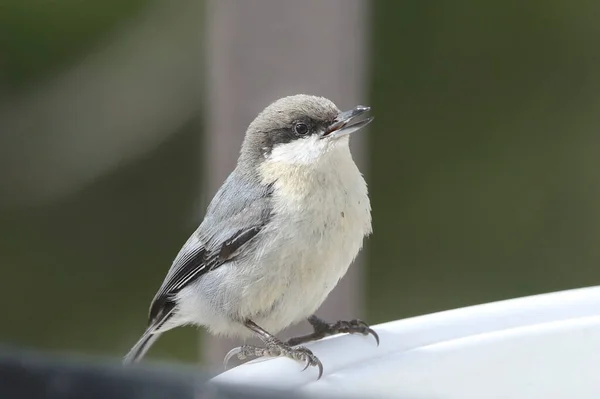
[147,171,273,325]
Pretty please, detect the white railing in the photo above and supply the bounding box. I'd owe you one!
[212,286,600,398]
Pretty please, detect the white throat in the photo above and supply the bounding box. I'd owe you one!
[258,135,371,235]
[265,134,349,166]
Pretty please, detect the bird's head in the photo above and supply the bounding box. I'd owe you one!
[241,94,373,166]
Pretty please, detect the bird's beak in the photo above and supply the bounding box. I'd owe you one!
[322,105,374,139]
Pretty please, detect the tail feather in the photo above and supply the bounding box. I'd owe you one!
[123,328,163,364]
[123,306,175,364]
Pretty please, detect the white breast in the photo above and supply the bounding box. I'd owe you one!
[244,141,372,332]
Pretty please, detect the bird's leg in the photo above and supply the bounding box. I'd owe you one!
[224,320,324,379]
[286,315,379,347]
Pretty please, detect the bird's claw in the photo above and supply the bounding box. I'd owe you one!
[336,319,380,346]
[319,318,379,346]
[223,346,243,370]
[288,346,323,378]
[286,316,380,347]
[222,341,324,379]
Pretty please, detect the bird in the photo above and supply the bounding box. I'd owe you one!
[123,94,377,379]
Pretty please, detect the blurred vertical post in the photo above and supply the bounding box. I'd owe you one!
[203,0,371,366]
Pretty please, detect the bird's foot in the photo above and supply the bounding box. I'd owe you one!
[224,337,324,379]
[322,319,380,344]
[286,316,379,347]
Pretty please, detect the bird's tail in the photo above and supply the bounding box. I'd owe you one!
[123,308,175,364]
[123,328,163,364]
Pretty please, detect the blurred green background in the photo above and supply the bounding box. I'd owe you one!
[1,0,600,366]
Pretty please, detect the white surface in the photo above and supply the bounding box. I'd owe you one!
[210,286,600,398]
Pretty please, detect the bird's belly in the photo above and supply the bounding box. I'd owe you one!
[265,242,359,328]
[243,200,369,333]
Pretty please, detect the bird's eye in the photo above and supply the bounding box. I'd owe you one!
[294,123,309,136]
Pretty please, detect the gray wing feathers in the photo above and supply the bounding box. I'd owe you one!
[148,169,273,323]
